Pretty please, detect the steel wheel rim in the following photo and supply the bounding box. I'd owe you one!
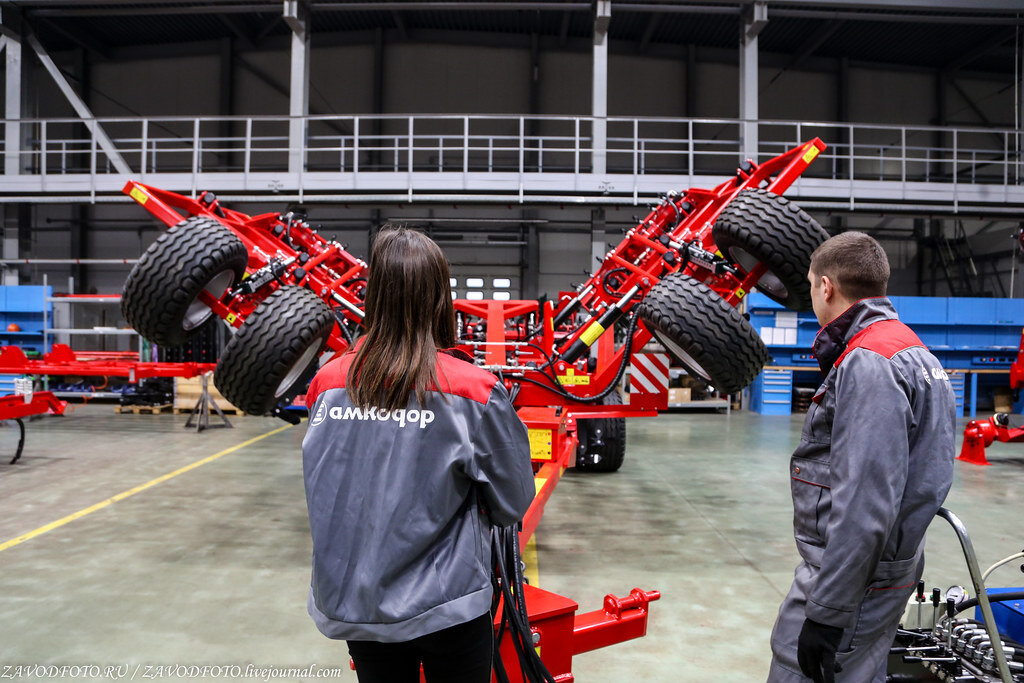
[275,342,321,398]
[183,270,234,331]
[653,330,711,382]
[729,247,788,299]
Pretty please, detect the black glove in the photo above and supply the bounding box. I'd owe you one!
[797,618,843,683]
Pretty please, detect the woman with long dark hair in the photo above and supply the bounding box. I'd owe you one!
[302,227,535,683]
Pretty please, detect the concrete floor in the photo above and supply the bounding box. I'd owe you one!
[0,405,1021,682]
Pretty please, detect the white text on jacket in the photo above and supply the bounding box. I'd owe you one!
[312,401,435,429]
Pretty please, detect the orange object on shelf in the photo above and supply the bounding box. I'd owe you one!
[6,323,20,332]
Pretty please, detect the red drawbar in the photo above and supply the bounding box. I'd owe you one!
[834,319,924,368]
[306,349,497,407]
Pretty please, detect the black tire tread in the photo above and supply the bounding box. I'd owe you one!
[214,286,334,415]
[711,188,829,311]
[576,389,626,473]
[122,216,248,346]
[637,274,768,395]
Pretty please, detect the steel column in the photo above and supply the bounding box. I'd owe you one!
[739,1,767,163]
[2,11,22,177]
[284,0,310,176]
[592,0,610,175]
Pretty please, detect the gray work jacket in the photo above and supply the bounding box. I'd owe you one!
[792,297,955,629]
[301,349,535,642]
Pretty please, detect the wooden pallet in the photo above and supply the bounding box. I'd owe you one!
[173,376,244,414]
[114,403,173,415]
[173,405,245,416]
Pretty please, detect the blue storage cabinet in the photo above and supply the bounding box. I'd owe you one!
[948,371,966,419]
[0,286,52,396]
[748,368,793,415]
[0,286,51,352]
[746,293,1018,416]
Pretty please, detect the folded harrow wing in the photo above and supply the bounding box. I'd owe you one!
[122,139,828,680]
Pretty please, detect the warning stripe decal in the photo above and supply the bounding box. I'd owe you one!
[629,353,669,394]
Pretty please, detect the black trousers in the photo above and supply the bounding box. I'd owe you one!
[347,612,494,683]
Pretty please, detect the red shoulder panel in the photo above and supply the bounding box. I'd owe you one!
[306,349,496,406]
[434,352,498,404]
[306,352,354,406]
[834,319,924,368]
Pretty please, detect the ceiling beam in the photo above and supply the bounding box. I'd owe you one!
[218,13,257,50]
[32,16,111,60]
[254,14,281,43]
[234,53,352,136]
[944,27,1017,73]
[638,12,658,53]
[768,19,843,85]
[26,29,131,175]
[391,10,409,40]
[558,10,570,46]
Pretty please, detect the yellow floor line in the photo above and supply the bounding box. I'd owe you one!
[0,422,295,554]
[523,535,540,587]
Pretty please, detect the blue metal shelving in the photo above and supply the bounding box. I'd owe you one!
[746,293,1018,417]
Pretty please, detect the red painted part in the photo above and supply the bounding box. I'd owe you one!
[571,588,662,656]
[123,139,824,411]
[516,406,575,547]
[123,180,368,352]
[1010,329,1024,390]
[121,141,825,675]
[491,584,658,682]
[0,391,67,420]
[0,345,216,380]
[365,583,657,683]
[959,416,1024,466]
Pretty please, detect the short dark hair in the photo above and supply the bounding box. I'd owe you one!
[809,231,889,300]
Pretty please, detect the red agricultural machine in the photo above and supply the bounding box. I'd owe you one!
[121,139,828,680]
[959,329,1024,466]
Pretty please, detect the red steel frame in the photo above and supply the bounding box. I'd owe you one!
[959,329,1024,466]
[0,391,66,420]
[0,344,217,381]
[122,140,826,680]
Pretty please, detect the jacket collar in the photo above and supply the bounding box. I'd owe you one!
[812,297,898,375]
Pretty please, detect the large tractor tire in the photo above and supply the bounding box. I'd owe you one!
[637,274,768,395]
[122,216,248,347]
[214,286,334,415]
[711,189,829,311]
[575,389,627,473]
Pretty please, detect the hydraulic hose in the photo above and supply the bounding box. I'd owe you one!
[954,591,1024,617]
[515,312,640,405]
[491,526,556,683]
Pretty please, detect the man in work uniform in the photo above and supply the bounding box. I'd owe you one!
[767,232,956,683]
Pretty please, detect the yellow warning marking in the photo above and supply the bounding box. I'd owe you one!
[528,429,552,461]
[579,322,605,347]
[802,146,820,164]
[736,288,746,298]
[0,423,295,554]
[523,535,540,587]
[534,477,548,495]
[225,313,237,325]
[556,368,590,386]
[129,186,149,205]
